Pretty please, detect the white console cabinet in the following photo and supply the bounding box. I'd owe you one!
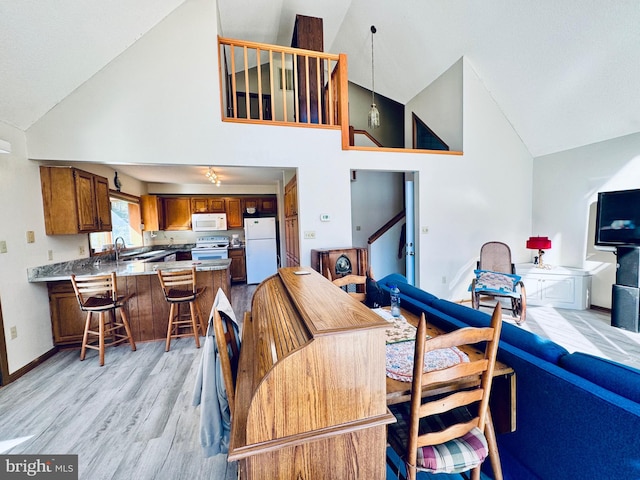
[516,264,592,310]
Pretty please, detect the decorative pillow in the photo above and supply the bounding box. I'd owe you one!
[471,269,521,296]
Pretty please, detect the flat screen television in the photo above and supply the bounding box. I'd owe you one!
[595,188,640,246]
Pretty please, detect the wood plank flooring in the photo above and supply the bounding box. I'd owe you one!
[0,285,257,480]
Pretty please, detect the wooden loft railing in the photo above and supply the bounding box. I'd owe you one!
[218,36,349,133]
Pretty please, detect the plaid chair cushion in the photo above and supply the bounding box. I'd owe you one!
[416,426,488,474]
[388,404,488,475]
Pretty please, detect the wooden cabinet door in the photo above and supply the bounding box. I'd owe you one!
[163,197,192,230]
[94,175,112,232]
[229,248,246,282]
[209,198,226,213]
[191,197,210,213]
[48,282,86,345]
[141,195,163,231]
[227,198,243,228]
[260,197,277,214]
[74,169,99,232]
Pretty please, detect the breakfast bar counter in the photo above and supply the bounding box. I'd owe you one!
[28,258,231,346]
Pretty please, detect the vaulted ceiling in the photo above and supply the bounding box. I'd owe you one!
[2,0,639,159]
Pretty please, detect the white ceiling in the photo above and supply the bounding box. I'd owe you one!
[2,0,640,183]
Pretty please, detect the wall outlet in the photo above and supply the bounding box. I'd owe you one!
[304,231,316,239]
[0,240,6,254]
[26,231,35,243]
[320,214,331,222]
[421,226,429,234]
[10,326,17,340]
[48,249,53,261]
[441,276,447,284]
[79,245,86,255]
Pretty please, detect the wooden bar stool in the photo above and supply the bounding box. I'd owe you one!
[70,272,136,367]
[157,267,206,351]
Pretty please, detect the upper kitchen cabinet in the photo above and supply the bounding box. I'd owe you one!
[191,197,226,213]
[243,196,277,215]
[141,195,164,231]
[40,166,113,235]
[163,197,192,230]
[226,198,243,229]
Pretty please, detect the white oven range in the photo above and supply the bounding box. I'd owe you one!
[191,235,229,261]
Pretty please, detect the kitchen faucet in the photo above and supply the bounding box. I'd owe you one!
[114,237,126,263]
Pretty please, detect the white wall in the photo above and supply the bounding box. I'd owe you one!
[533,132,640,308]
[3,0,535,374]
[405,58,463,151]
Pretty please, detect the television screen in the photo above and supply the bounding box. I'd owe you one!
[595,188,640,246]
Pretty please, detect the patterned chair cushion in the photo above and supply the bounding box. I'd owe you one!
[472,269,521,298]
[416,427,488,474]
[388,405,489,475]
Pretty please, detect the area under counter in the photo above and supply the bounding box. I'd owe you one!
[31,259,231,346]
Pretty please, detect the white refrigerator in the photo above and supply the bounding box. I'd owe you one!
[244,217,278,284]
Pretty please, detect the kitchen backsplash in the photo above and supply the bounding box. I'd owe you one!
[143,228,245,246]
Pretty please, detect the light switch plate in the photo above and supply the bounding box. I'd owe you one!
[0,240,7,253]
[26,231,35,243]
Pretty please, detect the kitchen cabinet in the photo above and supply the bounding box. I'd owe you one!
[226,198,243,228]
[163,197,192,230]
[191,197,226,213]
[141,195,164,231]
[40,166,113,235]
[48,281,87,345]
[243,196,277,215]
[229,247,246,282]
[517,263,592,310]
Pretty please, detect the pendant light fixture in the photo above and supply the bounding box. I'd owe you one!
[205,167,222,187]
[368,25,380,129]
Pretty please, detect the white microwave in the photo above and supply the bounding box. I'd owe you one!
[191,213,227,231]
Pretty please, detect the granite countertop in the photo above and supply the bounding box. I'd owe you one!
[28,256,231,283]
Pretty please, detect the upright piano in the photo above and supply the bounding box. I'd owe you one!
[228,267,395,479]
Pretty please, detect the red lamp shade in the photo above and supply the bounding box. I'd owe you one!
[526,236,552,250]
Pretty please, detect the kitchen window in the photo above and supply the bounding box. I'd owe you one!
[89,193,143,253]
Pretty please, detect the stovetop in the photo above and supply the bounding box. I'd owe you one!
[194,235,229,248]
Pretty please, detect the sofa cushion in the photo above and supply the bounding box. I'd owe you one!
[559,352,640,404]
[433,299,569,364]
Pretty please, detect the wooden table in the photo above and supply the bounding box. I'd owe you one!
[383,307,515,480]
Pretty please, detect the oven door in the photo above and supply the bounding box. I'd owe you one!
[191,248,228,261]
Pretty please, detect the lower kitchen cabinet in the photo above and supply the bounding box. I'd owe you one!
[516,263,592,310]
[48,281,86,345]
[229,247,246,282]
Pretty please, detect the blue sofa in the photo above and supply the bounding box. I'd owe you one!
[378,273,640,480]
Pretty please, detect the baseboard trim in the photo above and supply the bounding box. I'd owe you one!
[590,304,611,314]
[3,347,59,386]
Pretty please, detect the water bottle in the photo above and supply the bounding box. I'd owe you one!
[390,284,401,317]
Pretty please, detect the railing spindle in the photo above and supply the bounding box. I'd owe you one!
[230,45,238,119]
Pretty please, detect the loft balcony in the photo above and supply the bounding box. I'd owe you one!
[218,36,461,155]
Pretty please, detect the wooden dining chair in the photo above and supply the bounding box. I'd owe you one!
[70,272,136,366]
[387,303,503,480]
[212,309,241,417]
[328,267,367,303]
[157,267,206,351]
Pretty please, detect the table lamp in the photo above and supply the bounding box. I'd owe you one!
[526,236,552,268]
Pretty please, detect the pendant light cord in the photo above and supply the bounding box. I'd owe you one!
[371,25,376,105]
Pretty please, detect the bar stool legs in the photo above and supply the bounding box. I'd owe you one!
[71,273,136,367]
[157,267,206,352]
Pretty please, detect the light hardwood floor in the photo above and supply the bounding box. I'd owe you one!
[0,284,257,480]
